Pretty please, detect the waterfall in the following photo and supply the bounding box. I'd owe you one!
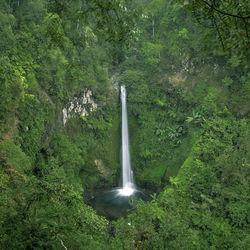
[119,86,134,196]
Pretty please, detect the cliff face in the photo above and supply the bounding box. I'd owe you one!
[55,79,120,189]
[62,89,98,126]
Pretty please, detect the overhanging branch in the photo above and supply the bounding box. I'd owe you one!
[202,0,250,19]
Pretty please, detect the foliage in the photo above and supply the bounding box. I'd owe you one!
[48,0,139,52]
[176,0,250,61]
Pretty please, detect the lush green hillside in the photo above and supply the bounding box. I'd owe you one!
[0,0,249,249]
[0,0,130,247]
[111,1,250,249]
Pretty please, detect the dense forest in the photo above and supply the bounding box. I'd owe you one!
[0,0,249,249]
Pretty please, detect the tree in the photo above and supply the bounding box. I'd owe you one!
[47,0,138,49]
[176,0,250,59]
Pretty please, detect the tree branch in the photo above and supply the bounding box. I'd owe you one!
[201,0,250,19]
[211,14,225,51]
[59,239,67,250]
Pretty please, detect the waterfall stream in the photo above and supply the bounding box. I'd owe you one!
[89,86,147,219]
[119,86,135,196]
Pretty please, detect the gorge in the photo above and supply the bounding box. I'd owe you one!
[89,85,145,219]
[0,0,249,249]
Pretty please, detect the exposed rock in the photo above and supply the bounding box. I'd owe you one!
[62,89,98,126]
[94,159,113,180]
[168,73,187,86]
[110,72,120,92]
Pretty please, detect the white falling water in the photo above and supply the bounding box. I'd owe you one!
[119,86,134,196]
